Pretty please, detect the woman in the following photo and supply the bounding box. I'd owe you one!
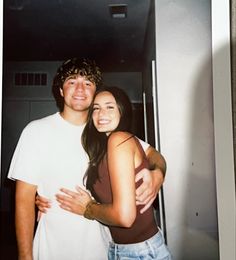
[58,86,172,259]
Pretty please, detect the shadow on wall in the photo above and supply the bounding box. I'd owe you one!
[174,44,233,260]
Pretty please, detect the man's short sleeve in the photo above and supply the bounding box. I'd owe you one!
[8,123,41,186]
[138,138,150,151]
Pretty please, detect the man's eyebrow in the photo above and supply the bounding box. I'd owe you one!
[65,75,77,80]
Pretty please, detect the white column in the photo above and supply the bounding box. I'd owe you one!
[212,1,236,259]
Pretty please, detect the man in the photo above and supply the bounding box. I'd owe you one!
[8,58,166,260]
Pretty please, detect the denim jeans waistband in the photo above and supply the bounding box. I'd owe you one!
[109,231,163,251]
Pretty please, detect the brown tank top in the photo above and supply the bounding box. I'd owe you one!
[92,137,158,244]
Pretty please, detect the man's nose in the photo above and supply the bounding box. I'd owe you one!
[75,82,84,91]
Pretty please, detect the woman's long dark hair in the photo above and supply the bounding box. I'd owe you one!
[82,86,133,192]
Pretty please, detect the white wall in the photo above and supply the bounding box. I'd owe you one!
[155,1,218,259]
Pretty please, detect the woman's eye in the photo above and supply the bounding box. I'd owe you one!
[93,107,99,111]
[107,106,114,110]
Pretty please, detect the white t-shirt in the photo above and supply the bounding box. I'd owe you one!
[8,112,150,260]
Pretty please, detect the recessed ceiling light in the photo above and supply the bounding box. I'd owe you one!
[109,4,127,19]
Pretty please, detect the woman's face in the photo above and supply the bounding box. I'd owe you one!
[92,91,121,135]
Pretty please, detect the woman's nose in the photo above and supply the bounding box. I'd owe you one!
[98,108,106,116]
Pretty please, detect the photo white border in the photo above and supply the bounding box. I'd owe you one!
[0,1,235,258]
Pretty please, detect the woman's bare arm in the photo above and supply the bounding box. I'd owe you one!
[56,132,138,227]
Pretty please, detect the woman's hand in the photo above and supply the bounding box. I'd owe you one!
[55,186,92,215]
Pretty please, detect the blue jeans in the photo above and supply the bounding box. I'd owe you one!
[108,230,172,260]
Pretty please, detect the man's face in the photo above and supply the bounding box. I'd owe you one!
[60,75,96,112]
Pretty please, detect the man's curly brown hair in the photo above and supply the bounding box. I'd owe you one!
[53,58,102,89]
[52,58,103,111]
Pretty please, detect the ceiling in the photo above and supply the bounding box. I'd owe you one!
[3,0,152,71]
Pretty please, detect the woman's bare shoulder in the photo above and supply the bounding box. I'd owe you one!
[108,131,134,147]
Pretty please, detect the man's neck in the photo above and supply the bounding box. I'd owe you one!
[60,109,88,126]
